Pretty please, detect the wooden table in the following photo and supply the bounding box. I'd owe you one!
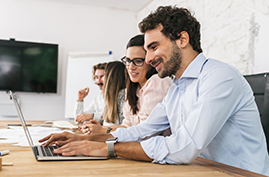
[0,121,266,176]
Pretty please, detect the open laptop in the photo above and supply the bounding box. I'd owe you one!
[9,91,107,161]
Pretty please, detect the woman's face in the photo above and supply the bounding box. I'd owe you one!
[126,46,152,87]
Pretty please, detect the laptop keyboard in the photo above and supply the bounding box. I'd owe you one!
[39,145,61,157]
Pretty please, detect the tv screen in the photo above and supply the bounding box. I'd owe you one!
[0,39,58,93]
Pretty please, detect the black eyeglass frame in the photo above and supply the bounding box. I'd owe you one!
[121,56,145,67]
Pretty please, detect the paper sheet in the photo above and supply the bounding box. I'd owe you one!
[0,126,72,147]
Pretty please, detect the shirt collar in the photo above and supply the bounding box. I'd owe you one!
[173,53,208,84]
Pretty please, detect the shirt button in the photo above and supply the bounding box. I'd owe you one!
[179,113,182,116]
[180,91,183,93]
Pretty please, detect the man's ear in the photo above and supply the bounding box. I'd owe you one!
[175,31,189,49]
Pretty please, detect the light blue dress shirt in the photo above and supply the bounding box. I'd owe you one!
[111,53,269,175]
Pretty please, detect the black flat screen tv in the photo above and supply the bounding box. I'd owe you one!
[0,39,58,93]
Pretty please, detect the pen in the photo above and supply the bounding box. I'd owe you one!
[7,124,31,126]
[0,138,7,140]
[0,150,9,156]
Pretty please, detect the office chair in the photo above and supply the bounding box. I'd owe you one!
[244,73,269,153]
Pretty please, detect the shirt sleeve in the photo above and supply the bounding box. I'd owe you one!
[138,75,172,123]
[121,75,172,127]
[74,97,103,122]
[90,101,103,123]
[74,101,85,117]
[111,101,170,142]
[141,67,245,164]
[121,101,132,127]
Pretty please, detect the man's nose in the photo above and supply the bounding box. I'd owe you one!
[145,51,153,65]
[97,77,102,83]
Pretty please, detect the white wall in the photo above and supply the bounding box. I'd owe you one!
[137,0,269,75]
[0,0,138,120]
[2,0,268,121]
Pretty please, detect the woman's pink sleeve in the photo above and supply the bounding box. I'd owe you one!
[138,76,172,123]
[121,101,133,127]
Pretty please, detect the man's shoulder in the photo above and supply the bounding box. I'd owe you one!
[201,58,240,78]
[204,58,232,69]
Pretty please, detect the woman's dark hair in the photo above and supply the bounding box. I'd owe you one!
[125,34,157,115]
[139,6,202,53]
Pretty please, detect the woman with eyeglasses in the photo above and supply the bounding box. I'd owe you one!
[120,34,172,128]
[80,34,172,134]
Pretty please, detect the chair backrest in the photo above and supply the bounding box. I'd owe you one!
[244,73,269,153]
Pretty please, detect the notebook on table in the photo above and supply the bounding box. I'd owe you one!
[9,90,107,161]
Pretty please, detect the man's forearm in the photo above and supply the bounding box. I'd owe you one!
[83,134,152,161]
[84,133,113,142]
[115,142,153,162]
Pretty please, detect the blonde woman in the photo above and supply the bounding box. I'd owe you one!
[102,61,126,126]
[80,61,126,133]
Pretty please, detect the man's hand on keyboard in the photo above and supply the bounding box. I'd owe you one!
[39,132,84,146]
[53,140,107,157]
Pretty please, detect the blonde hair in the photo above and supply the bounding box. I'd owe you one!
[102,61,126,123]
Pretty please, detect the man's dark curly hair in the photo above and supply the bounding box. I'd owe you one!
[139,6,202,53]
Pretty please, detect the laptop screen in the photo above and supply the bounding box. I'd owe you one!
[9,91,35,148]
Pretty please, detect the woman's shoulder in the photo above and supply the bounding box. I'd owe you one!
[146,74,172,87]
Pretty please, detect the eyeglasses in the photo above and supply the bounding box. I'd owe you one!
[121,56,145,67]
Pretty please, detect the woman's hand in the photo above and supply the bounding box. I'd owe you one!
[79,120,107,134]
[76,113,93,123]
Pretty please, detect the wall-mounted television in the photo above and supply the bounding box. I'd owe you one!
[0,39,58,93]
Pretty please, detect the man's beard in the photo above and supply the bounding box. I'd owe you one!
[151,41,182,78]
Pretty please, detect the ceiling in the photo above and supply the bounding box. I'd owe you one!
[41,0,153,12]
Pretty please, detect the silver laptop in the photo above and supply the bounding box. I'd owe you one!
[9,91,107,161]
